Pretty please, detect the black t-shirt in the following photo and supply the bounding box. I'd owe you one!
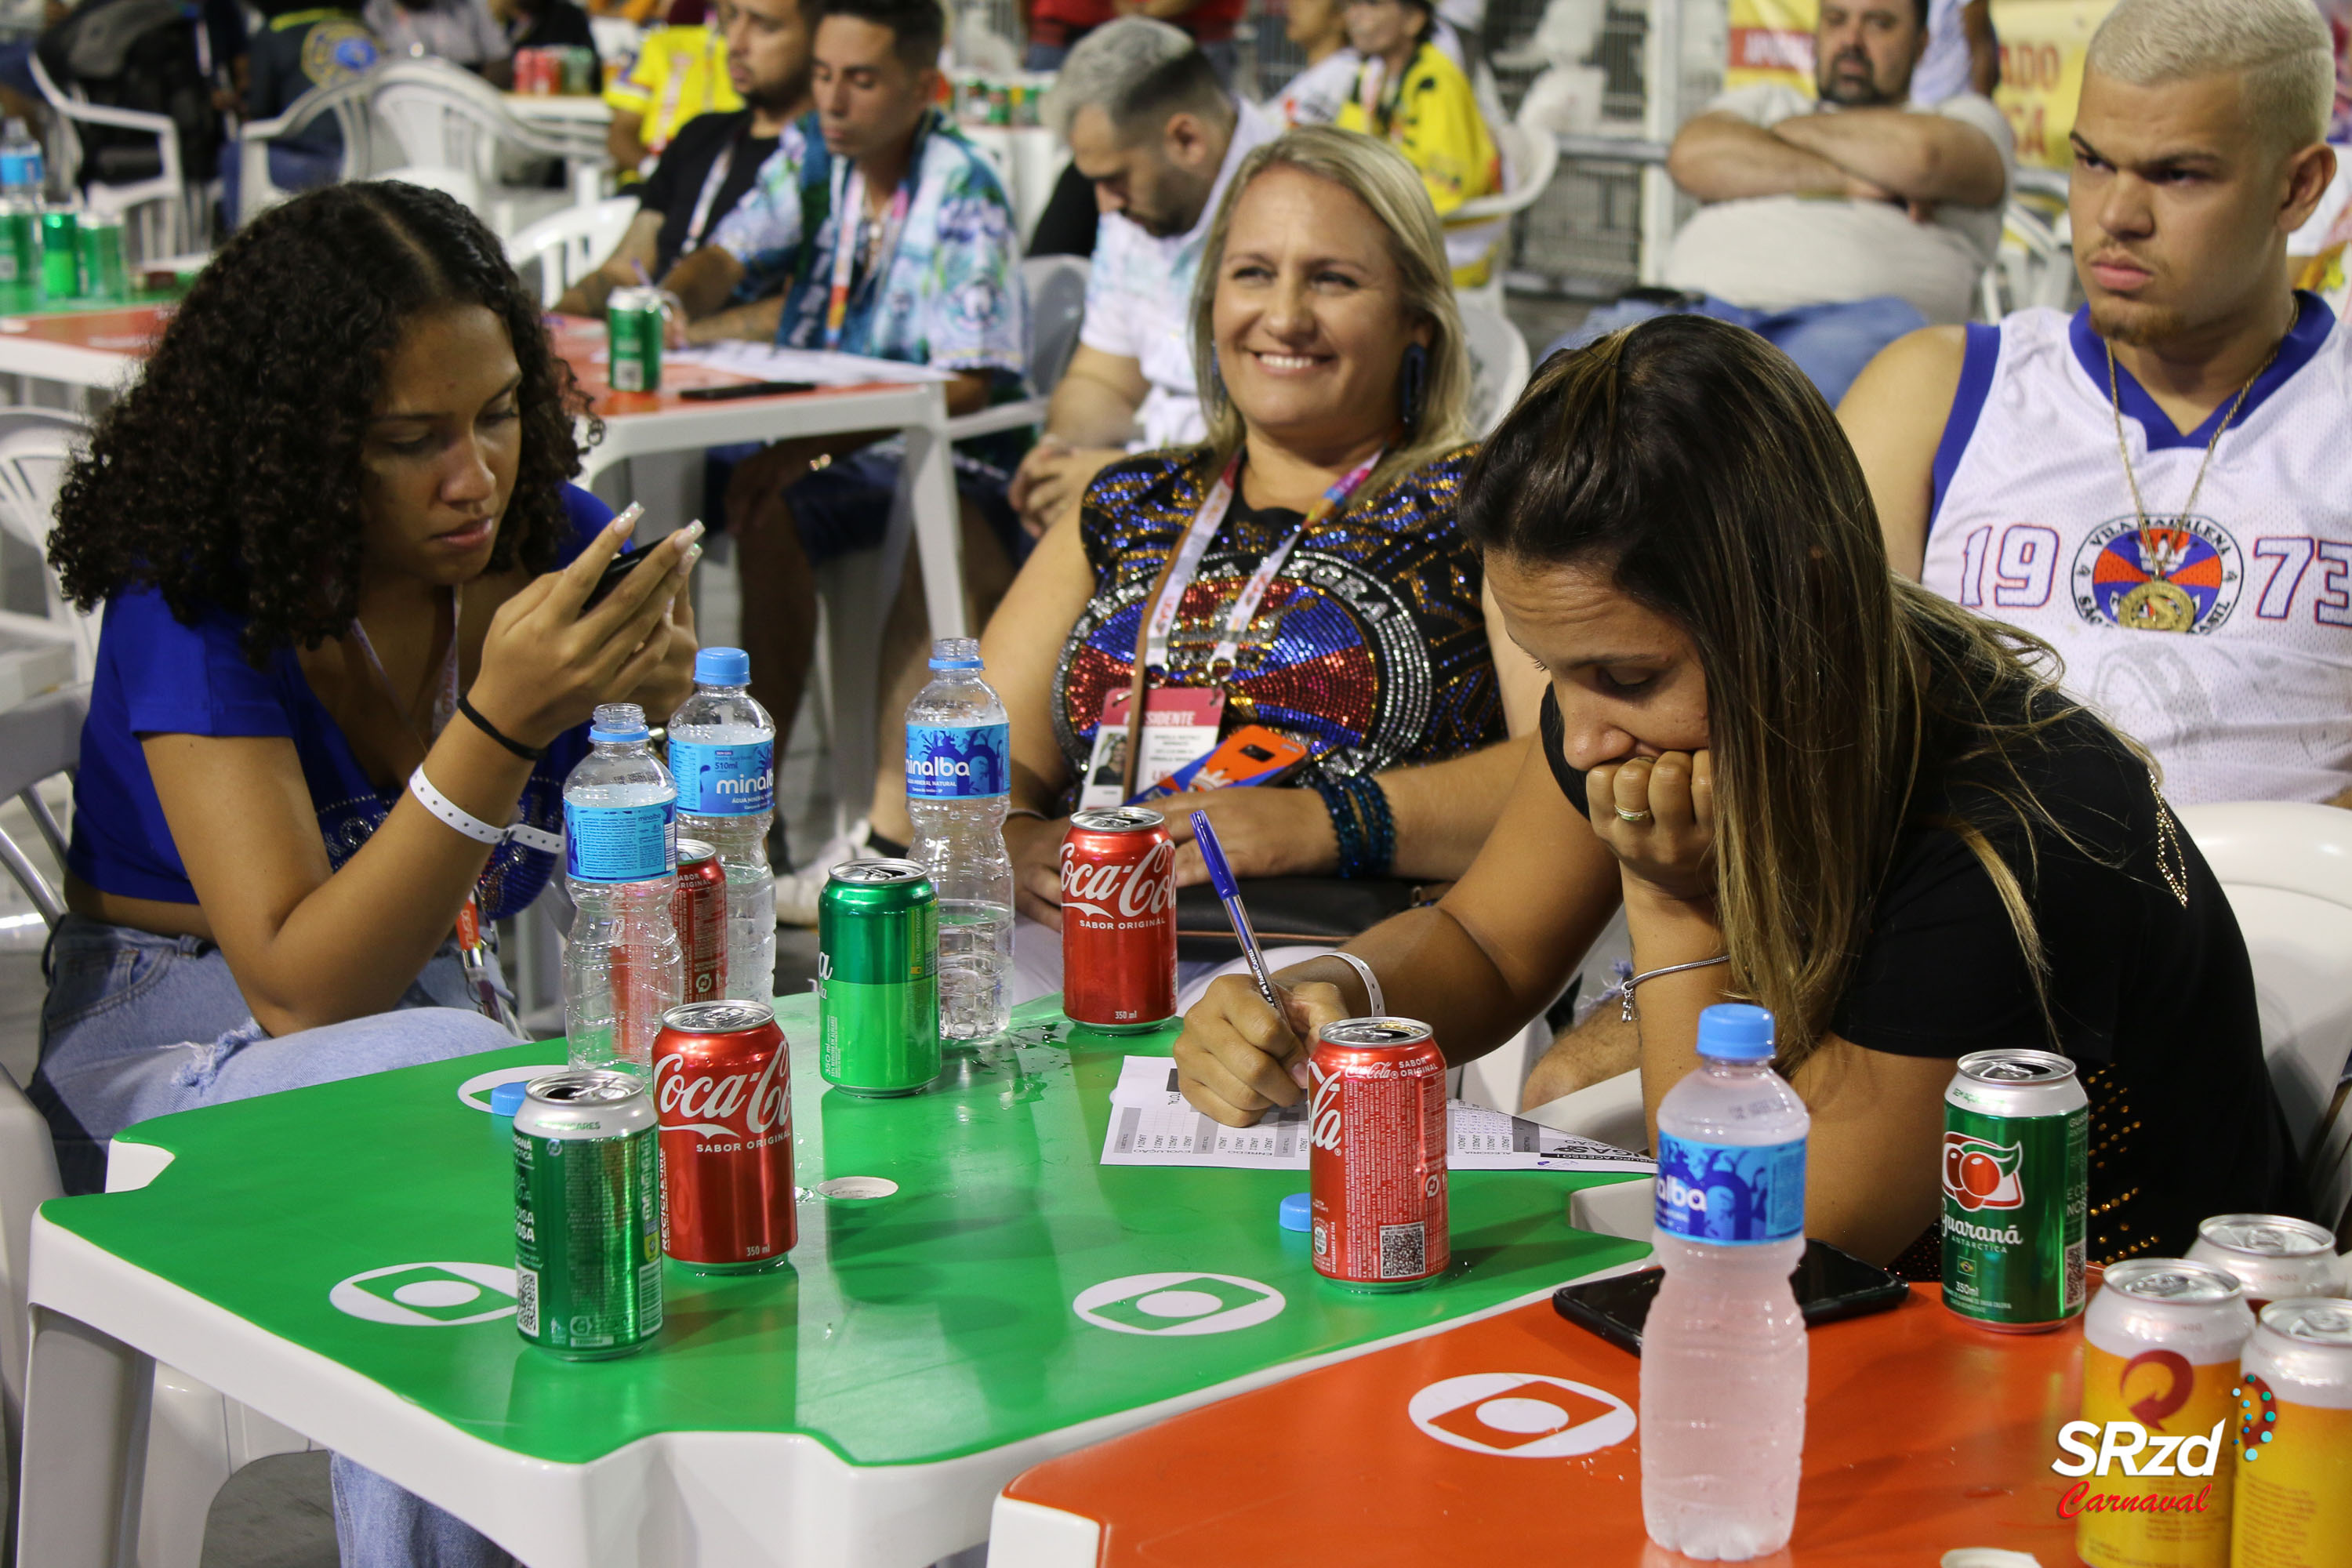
[636,110,777,278]
[507,0,595,52]
[1537,684,2301,1262]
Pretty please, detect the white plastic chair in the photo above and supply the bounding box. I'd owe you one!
[371,58,611,235]
[2174,802,2352,1232]
[0,412,96,684]
[938,254,1089,442]
[27,53,198,262]
[234,71,382,227]
[1450,118,1559,315]
[1457,298,1530,440]
[505,194,641,307]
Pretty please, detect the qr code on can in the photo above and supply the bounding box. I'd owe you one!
[1379,1221,1425,1280]
[516,1267,539,1337]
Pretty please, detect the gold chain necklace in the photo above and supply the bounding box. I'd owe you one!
[2104,342,2274,632]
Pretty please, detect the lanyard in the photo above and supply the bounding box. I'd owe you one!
[1356,56,1397,136]
[1116,445,1386,796]
[350,591,521,1034]
[825,160,911,350]
[681,132,740,256]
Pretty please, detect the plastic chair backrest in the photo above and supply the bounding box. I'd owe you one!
[2174,801,2352,1170]
[0,416,94,680]
[1019,254,1089,397]
[0,1061,64,1451]
[506,195,641,307]
[372,58,597,183]
[1457,299,1530,439]
[238,70,380,223]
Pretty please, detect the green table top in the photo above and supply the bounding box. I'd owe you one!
[43,995,1647,1470]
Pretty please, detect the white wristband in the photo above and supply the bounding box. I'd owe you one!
[1326,949,1385,1018]
[409,767,504,845]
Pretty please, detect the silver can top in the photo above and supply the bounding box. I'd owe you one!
[1957,1048,2078,1087]
[2258,1299,2352,1348]
[2106,1258,2245,1306]
[516,1069,654,1139]
[608,285,666,311]
[677,838,716,866]
[659,1000,777,1035]
[1316,1017,1436,1051]
[2198,1214,2336,1261]
[1070,807,1166,833]
[826,857,933,887]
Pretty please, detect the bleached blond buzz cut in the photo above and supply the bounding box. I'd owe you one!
[2085,0,2333,151]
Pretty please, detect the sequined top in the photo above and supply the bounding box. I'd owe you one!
[1051,445,1504,795]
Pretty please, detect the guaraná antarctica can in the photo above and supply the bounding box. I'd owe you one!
[1308,1017,1449,1291]
[512,1069,664,1359]
[2076,1258,2254,1568]
[2187,1214,2346,1310]
[606,285,664,392]
[2233,1298,2352,1568]
[1940,1047,2088,1331]
[817,858,940,1096]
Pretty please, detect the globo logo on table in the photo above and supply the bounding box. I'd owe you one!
[1408,1373,1636,1458]
[1073,1272,1287,1335]
[330,1262,521,1327]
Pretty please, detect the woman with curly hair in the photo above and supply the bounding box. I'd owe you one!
[40,178,699,1561]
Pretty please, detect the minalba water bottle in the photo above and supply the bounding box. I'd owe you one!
[904,637,1013,1040]
[667,647,776,1004]
[1642,1002,1810,1559]
[562,702,681,1075]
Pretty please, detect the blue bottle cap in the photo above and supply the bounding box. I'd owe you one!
[588,702,649,744]
[694,647,750,686]
[1279,1192,1312,1232]
[1696,1003,1776,1062]
[488,1080,528,1116]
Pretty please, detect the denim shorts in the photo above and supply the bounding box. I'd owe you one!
[31,915,520,1196]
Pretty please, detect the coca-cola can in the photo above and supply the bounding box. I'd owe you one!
[1309,1017,1449,1291]
[1059,807,1176,1031]
[674,840,726,1005]
[653,1000,794,1273]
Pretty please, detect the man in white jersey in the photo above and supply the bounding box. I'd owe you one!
[1844,0,2347,807]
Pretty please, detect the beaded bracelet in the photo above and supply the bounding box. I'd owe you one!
[1308,774,1396,880]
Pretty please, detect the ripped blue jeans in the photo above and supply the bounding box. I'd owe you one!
[31,915,525,1568]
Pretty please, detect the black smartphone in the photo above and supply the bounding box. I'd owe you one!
[581,548,647,611]
[1552,1239,1910,1356]
[677,379,817,401]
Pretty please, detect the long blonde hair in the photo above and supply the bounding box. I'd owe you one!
[1461,316,2107,1066]
[1185,125,1472,501]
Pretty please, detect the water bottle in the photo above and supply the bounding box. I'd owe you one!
[562,703,682,1075]
[0,119,42,202]
[904,637,1013,1040]
[1642,1003,1809,1560]
[667,647,777,1004]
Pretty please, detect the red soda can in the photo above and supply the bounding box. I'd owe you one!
[1308,1018,1449,1290]
[1059,806,1176,1031]
[674,840,726,1005]
[653,1000,794,1272]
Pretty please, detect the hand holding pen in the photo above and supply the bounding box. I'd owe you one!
[1192,809,1283,1017]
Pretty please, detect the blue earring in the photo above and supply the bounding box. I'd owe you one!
[1398,342,1428,429]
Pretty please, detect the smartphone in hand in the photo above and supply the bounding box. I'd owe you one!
[581,549,647,612]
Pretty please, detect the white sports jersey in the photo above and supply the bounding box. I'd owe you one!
[1922,296,2352,805]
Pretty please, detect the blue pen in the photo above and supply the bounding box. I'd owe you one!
[1191,810,1283,1015]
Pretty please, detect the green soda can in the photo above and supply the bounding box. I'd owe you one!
[76,212,124,303]
[818,857,940,1096]
[0,201,35,293]
[606,285,664,392]
[1940,1047,2089,1332]
[38,205,78,300]
[512,1069,665,1359]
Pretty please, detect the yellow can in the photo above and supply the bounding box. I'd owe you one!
[2232,1299,2352,1568]
[2074,1259,2254,1568]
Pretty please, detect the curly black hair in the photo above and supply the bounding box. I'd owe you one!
[49,180,599,665]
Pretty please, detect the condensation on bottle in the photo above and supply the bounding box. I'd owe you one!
[562,702,682,1075]
[668,647,776,1005]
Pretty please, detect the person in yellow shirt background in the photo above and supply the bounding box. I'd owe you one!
[604,0,742,178]
[1334,0,1500,285]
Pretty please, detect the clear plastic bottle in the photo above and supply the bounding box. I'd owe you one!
[667,647,776,1004]
[0,119,43,202]
[1642,1003,1810,1561]
[904,637,1013,1040]
[561,703,682,1076]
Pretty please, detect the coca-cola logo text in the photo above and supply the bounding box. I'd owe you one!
[1308,1062,1343,1152]
[656,1044,789,1142]
[1062,839,1176,922]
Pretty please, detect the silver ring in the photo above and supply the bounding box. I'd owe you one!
[1615,808,1652,823]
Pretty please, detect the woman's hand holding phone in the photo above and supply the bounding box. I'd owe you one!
[469,509,702,750]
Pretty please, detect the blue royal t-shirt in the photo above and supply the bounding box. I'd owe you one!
[64,486,615,924]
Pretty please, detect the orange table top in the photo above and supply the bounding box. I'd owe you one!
[0,299,173,354]
[1002,1283,2085,1566]
[543,314,911,421]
